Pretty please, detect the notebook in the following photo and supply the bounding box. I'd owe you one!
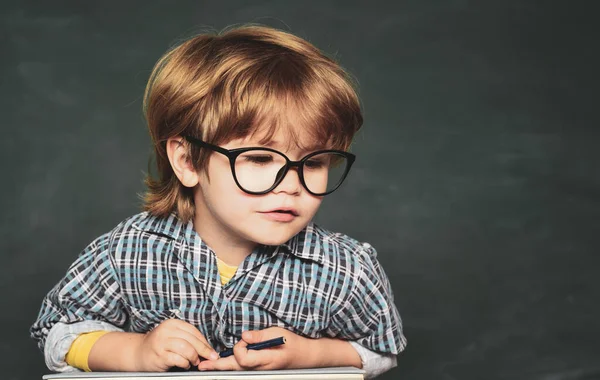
[42,367,364,380]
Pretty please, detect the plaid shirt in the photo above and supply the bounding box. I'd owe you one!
[31,212,405,370]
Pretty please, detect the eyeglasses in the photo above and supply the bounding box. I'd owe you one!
[184,136,356,196]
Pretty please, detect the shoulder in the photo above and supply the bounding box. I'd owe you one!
[312,222,377,260]
[105,212,184,239]
[295,223,389,311]
[294,222,379,275]
[89,212,184,260]
[311,225,396,308]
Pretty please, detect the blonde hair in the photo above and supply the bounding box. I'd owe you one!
[143,25,363,222]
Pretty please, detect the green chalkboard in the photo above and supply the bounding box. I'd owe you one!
[2,1,599,379]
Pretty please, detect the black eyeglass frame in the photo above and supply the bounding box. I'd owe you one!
[183,135,356,196]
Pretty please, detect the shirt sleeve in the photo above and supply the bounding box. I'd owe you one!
[349,341,397,379]
[328,242,407,357]
[30,233,128,371]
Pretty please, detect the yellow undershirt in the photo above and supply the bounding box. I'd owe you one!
[64,331,110,371]
[216,256,238,286]
[65,259,239,371]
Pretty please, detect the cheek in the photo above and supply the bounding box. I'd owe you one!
[209,176,258,214]
[302,196,324,217]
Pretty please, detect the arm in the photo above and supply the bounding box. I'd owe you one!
[326,242,406,376]
[348,341,397,379]
[196,327,360,371]
[44,321,123,372]
[31,233,217,372]
[88,319,218,372]
[31,234,128,372]
[290,336,397,378]
[305,336,362,369]
[198,327,394,378]
[87,331,145,371]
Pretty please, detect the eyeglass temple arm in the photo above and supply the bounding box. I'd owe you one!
[183,135,230,156]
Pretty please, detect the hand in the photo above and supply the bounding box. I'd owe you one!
[197,327,311,371]
[133,319,219,371]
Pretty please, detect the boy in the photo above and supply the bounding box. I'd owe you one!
[31,25,406,378]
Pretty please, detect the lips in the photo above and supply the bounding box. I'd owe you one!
[259,207,300,222]
[264,208,299,216]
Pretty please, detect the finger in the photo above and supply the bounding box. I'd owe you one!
[161,323,218,361]
[232,341,262,369]
[241,330,260,344]
[178,329,218,360]
[171,321,219,360]
[165,337,201,366]
[197,356,241,371]
[173,320,212,346]
[185,333,219,361]
[241,327,282,344]
[161,319,212,348]
[164,351,192,370]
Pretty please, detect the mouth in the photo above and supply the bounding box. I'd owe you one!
[260,208,300,217]
[264,208,299,216]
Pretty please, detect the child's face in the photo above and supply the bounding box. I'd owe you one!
[193,128,325,250]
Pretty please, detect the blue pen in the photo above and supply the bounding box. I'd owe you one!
[219,336,286,358]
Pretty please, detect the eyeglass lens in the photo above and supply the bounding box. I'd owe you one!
[234,150,349,194]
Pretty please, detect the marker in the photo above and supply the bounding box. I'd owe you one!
[219,336,286,358]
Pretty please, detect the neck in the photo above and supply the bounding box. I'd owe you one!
[193,213,255,268]
[204,234,254,266]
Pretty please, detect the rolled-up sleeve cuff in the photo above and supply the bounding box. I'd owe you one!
[349,341,397,379]
[45,321,123,372]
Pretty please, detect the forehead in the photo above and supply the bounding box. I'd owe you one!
[228,125,325,153]
[236,103,333,152]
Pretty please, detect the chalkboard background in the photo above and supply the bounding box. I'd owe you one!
[2,1,599,379]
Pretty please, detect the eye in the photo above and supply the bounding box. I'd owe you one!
[305,158,326,169]
[243,154,274,164]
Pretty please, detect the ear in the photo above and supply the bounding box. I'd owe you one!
[166,137,199,188]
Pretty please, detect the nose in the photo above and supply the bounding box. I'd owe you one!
[273,166,302,195]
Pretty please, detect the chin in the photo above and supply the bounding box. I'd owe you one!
[244,219,308,246]
[255,235,294,246]
[251,227,301,246]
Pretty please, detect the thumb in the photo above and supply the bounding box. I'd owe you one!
[241,330,264,344]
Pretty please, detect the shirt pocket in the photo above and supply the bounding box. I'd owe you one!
[127,306,179,333]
